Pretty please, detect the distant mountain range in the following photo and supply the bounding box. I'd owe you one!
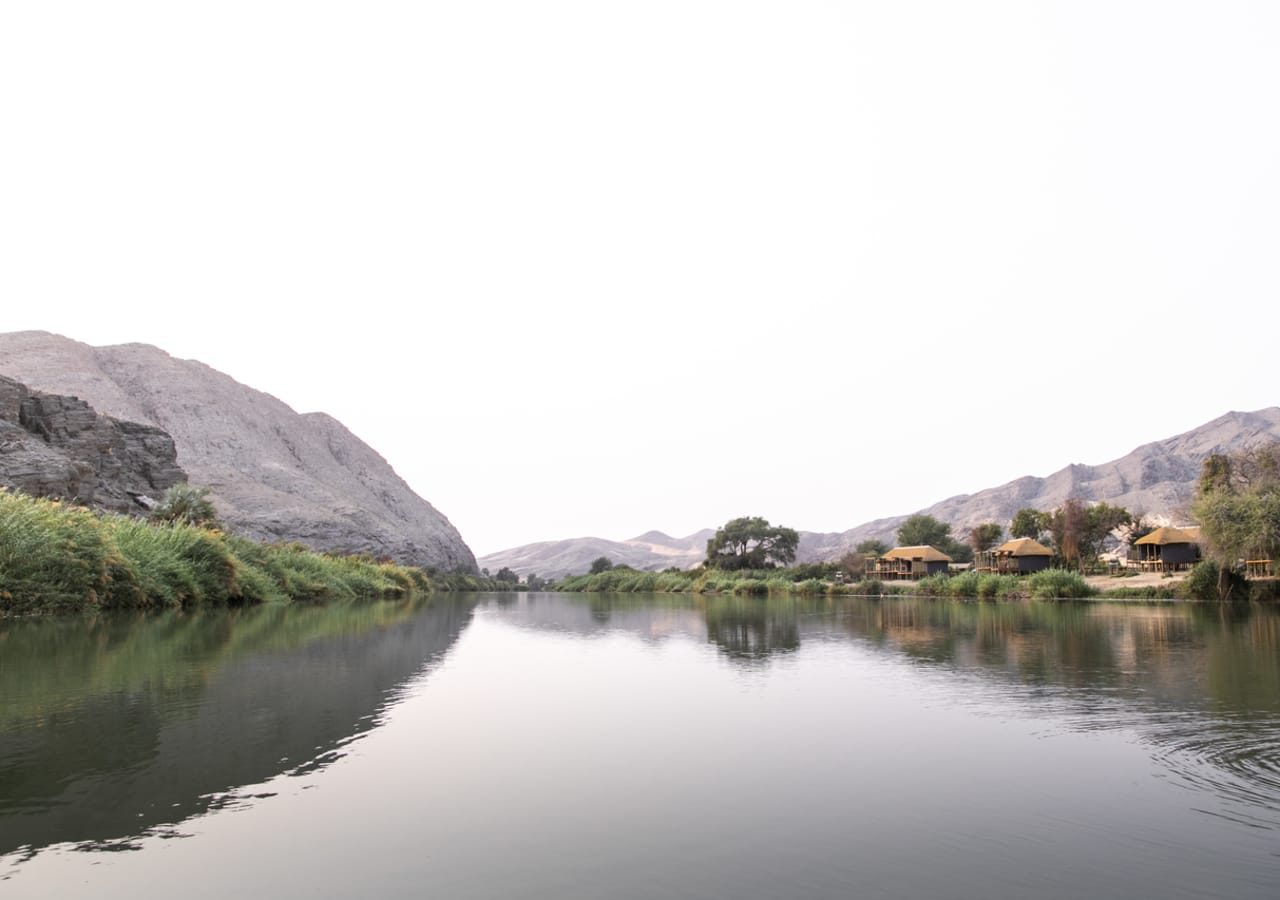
[0,331,477,572]
[480,408,1280,578]
[481,529,717,580]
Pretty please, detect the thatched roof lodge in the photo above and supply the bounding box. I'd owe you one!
[868,545,953,580]
[1134,526,1202,571]
[992,537,1054,574]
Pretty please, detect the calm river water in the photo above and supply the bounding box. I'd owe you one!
[2,592,1279,898]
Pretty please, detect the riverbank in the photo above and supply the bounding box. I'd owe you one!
[554,563,1280,602]
[0,489,513,616]
[555,566,1100,601]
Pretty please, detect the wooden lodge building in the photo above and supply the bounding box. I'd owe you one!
[1133,526,1202,572]
[867,545,953,580]
[977,537,1054,575]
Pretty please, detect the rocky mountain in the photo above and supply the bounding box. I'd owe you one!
[479,529,714,580]
[482,408,1280,576]
[0,331,476,572]
[798,407,1280,558]
[0,374,185,513]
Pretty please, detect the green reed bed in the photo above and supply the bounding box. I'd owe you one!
[554,563,1102,601]
[554,566,909,598]
[0,489,429,616]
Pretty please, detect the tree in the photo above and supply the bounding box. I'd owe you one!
[705,517,799,570]
[494,566,519,584]
[896,514,973,563]
[1048,499,1087,567]
[1045,500,1132,567]
[1009,508,1048,540]
[1193,444,1280,600]
[837,550,874,580]
[152,483,219,527]
[1082,503,1132,559]
[969,523,1004,553]
[525,572,549,590]
[897,514,951,548]
[855,539,888,556]
[589,556,614,574]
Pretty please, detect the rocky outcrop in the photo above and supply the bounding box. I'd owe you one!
[0,332,477,572]
[0,375,185,512]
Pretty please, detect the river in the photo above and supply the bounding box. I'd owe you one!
[2,593,1278,898]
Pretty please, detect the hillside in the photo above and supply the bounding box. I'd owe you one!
[0,331,476,572]
[482,408,1280,576]
[480,529,713,580]
[798,408,1280,559]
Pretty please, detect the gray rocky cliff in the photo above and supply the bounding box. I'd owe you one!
[0,375,185,512]
[0,332,477,572]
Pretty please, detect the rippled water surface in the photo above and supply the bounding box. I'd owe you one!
[2,593,1279,898]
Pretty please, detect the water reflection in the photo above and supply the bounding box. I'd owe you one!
[498,592,1280,827]
[0,596,474,861]
[507,592,801,664]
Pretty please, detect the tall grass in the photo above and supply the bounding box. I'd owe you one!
[1026,568,1098,600]
[554,566,908,597]
[0,489,432,616]
[553,564,1101,602]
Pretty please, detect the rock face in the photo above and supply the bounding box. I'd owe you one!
[0,375,185,512]
[0,332,477,572]
[482,408,1280,575]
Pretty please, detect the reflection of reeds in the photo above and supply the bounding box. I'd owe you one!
[0,594,430,732]
[0,489,430,615]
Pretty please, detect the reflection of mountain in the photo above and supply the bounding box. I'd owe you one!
[0,597,474,858]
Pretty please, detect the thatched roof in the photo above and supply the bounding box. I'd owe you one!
[994,537,1053,557]
[882,545,953,563]
[1134,526,1202,546]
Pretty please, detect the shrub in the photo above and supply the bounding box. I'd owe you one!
[1027,568,1097,600]
[152,484,220,527]
[1180,560,1249,602]
[913,573,951,596]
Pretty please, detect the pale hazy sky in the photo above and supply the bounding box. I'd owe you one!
[2,2,1277,555]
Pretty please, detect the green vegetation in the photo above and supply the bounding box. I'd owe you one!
[896,514,973,563]
[705,517,799,570]
[1046,500,1131,567]
[909,568,1097,601]
[0,489,433,616]
[590,556,614,574]
[1024,568,1098,600]
[1010,507,1048,540]
[969,522,1004,553]
[556,563,910,598]
[151,483,220,526]
[1193,445,1280,601]
[554,563,1099,601]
